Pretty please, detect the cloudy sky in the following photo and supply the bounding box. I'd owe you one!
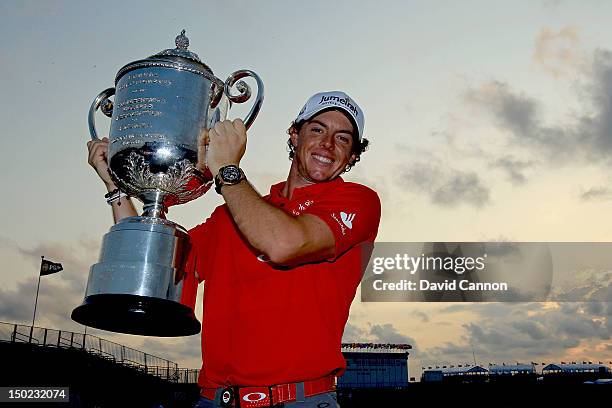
[0,0,611,379]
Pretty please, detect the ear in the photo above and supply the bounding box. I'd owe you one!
[348,153,357,166]
[289,126,299,148]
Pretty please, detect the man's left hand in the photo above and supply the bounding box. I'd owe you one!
[198,119,247,176]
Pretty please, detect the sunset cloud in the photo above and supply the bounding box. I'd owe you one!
[395,161,490,208]
[533,26,587,77]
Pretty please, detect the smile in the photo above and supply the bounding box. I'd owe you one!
[312,154,334,164]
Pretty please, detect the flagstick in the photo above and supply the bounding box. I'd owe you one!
[470,341,477,367]
[32,256,43,328]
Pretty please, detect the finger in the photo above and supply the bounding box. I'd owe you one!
[213,121,225,135]
[224,120,238,137]
[208,127,218,141]
[87,140,101,160]
[89,141,108,164]
[198,129,210,150]
[221,120,239,144]
[198,129,210,146]
[93,141,108,155]
[232,118,246,134]
[196,149,207,171]
[87,145,95,164]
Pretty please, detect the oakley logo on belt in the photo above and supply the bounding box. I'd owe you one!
[221,389,233,404]
[243,392,267,402]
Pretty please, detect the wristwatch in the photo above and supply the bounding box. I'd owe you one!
[214,165,245,194]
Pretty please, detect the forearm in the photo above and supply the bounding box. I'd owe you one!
[221,181,309,263]
[104,182,138,224]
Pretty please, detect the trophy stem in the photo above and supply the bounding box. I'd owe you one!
[141,191,168,219]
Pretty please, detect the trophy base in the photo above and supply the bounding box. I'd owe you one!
[71,294,200,337]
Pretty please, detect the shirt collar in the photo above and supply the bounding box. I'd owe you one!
[268,177,344,203]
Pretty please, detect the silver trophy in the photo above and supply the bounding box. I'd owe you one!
[72,30,264,336]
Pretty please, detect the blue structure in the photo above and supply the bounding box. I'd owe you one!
[338,343,411,389]
[421,369,444,382]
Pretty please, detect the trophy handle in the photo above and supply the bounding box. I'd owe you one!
[223,70,264,130]
[88,88,116,140]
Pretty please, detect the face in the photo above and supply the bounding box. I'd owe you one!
[290,109,357,185]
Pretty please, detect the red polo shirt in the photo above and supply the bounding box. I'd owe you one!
[184,177,381,388]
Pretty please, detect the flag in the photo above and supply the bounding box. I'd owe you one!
[40,259,63,276]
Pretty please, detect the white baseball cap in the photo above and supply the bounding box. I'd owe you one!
[295,91,365,141]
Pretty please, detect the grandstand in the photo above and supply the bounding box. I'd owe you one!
[488,363,537,383]
[542,363,612,384]
[0,321,199,407]
[420,362,612,385]
[421,365,488,383]
[338,343,411,389]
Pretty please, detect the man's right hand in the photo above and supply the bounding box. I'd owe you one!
[87,137,116,190]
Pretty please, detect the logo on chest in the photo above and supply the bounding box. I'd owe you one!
[331,211,356,236]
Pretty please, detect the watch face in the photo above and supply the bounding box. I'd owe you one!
[221,165,241,183]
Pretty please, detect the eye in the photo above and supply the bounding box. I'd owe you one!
[311,126,323,133]
[337,135,351,144]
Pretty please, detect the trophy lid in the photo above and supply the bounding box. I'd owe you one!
[154,29,202,63]
[115,29,218,84]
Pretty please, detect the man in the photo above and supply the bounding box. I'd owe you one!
[87,91,380,407]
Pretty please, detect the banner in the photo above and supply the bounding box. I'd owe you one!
[40,259,63,276]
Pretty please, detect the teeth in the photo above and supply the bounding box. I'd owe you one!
[313,154,333,164]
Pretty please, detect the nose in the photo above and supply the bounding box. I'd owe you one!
[319,134,334,149]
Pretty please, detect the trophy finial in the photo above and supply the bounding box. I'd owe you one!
[175,29,189,50]
[153,28,202,62]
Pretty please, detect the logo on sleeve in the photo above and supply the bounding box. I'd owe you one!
[340,212,355,229]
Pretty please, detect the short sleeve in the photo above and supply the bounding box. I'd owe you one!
[302,182,381,258]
